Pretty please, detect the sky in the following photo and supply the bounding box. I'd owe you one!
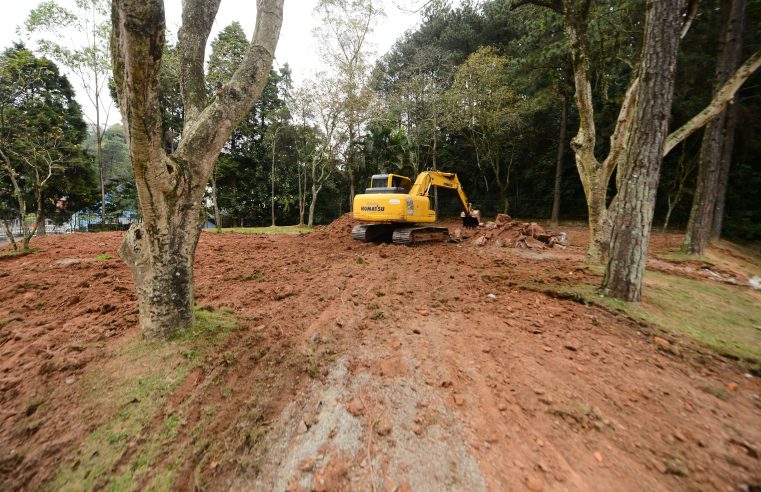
[0,0,432,125]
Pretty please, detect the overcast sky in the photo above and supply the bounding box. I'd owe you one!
[0,0,432,125]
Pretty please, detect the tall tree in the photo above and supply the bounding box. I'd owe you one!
[446,47,527,214]
[513,0,761,262]
[25,0,112,227]
[111,0,284,338]
[683,0,747,254]
[550,91,568,226]
[314,0,383,205]
[0,44,91,250]
[602,0,683,301]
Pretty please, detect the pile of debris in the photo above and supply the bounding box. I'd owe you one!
[457,214,568,249]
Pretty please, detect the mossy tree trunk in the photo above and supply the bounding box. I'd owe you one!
[111,0,284,339]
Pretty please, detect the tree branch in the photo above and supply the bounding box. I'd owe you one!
[178,0,222,124]
[664,48,761,156]
[175,0,284,176]
[681,0,700,39]
[111,0,172,192]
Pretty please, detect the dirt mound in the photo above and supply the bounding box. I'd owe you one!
[2,228,760,491]
[318,213,361,235]
[461,214,568,249]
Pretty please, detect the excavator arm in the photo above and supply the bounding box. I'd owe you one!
[409,171,481,227]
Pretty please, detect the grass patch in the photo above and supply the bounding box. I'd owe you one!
[557,271,761,367]
[0,247,40,259]
[208,225,313,235]
[95,252,114,261]
[46,308,237,491]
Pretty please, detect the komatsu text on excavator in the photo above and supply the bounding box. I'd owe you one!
[351,171,481,245]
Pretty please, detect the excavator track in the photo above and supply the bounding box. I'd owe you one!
[352,224,450,245]
[351,224,395,243]
[392,226,449,245]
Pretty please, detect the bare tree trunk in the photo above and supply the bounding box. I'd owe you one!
[271,128,277,227]
[211,170,222,230]
[711,102,738,240]
[112,0,283,339]
[2,220,17,251]
[308,185,321,227]
[37,208,46,236]
[297,162,305,226]
[551,93,568,227]
[684,0,746,255]
[603,0,682,302]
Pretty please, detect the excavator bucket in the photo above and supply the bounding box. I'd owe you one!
[461,210,481,229]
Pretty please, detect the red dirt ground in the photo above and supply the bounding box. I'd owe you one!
[1,219,759,491]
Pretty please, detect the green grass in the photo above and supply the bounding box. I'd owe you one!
[45,309,237,491]
[95,253,114,261]
[206,225,313,234]
[558,271,761,367]
[0,247,40,258]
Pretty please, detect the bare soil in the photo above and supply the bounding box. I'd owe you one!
[1,220,759,491]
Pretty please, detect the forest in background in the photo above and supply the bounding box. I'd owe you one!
[2,0,760,239]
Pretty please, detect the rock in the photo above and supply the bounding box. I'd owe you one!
[485,221,497,230]
[309,332,321,343]
[653,336,671,350]
[453,394,465,406]
[525,474,544,492]
[594,451,603,462]
[475,236,488,247]
[376,415,392,436]
[297,420,308,434]
[55,258,81,266]
[495,213,512,225]
[524,237,546,249]
[65,376,75,385]
[497,403,507,411]
[452,228,462,241]
[563,339,580,351]
[749,276,761,290]
[347,398,365,417]
[487,293,497,301]
[412,424,422,435]
[727,382,738,391]
[542,346,553,352]
[494,239,504,248]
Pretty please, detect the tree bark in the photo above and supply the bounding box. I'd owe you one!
[112,0,283,339]
[711,101,738,240]
[308,185,321,227]
[211,170,222,230]
[683,0,746,255]
[602,0,682,302]
[551,92,568,227]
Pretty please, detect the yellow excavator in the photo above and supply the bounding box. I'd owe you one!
[351,171,481,244]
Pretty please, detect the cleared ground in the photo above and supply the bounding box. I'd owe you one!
[0,216,759,491]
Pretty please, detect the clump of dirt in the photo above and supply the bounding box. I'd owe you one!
[463,214,568,249]
[318,213,362,236]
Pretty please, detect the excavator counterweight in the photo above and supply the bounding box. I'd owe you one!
[351,171,481,245]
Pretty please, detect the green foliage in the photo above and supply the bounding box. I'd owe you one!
[0,44,96,241]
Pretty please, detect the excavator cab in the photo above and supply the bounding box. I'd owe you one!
[365,174,412,194]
